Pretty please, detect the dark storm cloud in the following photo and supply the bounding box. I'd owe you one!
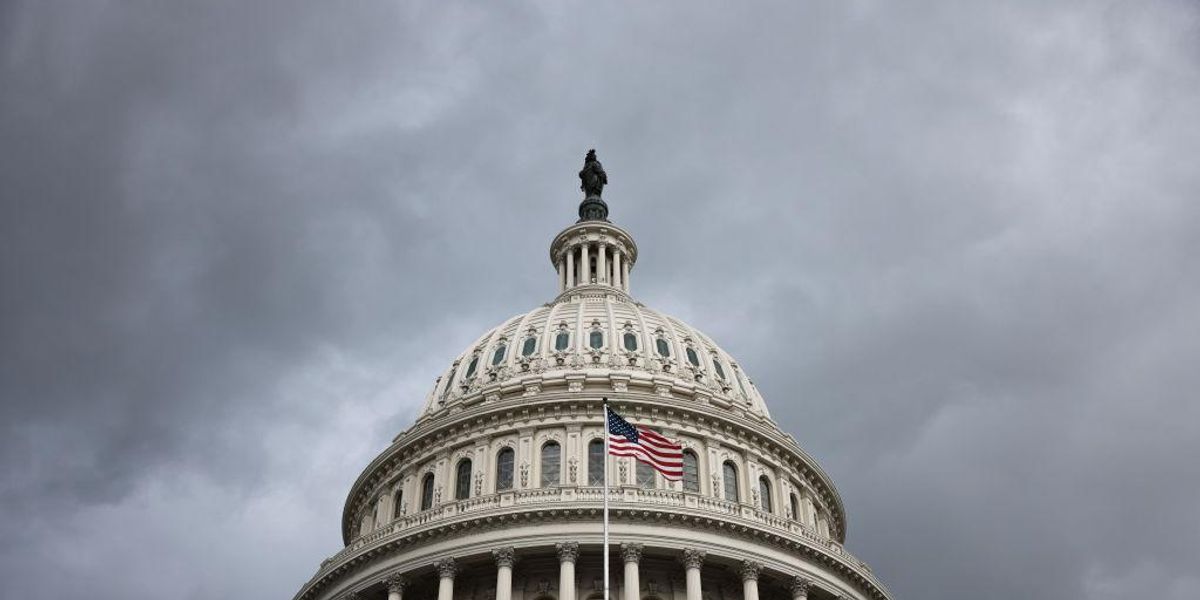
[2,1,1198,599]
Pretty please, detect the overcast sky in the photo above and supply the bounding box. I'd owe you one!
[3,1,1199,599]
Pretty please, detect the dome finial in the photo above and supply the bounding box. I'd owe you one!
[578,149,609,221]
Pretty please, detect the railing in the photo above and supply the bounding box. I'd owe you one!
[312,486,881,594]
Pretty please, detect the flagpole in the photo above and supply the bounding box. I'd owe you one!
[602,397,610,600]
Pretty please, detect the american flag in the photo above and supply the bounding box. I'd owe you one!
[607,407,683,480]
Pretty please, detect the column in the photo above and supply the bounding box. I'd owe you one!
[597,243,607,284]
[558,258,566,292]
[621,260,630,293]
[681,549,705,600]
[493,547,516,600]
[557,542,579,600]
[580,243,590,284]
[612,250,622,290]
[620,543,643,600]
[436,558,457,600]
[790,576,811,600]
[384,575,408,600]
[740,560,762,600]
[566,250,575,288]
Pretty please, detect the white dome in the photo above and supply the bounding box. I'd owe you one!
[418,293,770,421]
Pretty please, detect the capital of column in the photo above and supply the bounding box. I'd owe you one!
[385,575,408,594]
[493,547,517,569]
[556,541,580,563]
[739,560,762,582]
[620,542,643,564]
[789,576,811,598]
[681,548,706,570]
[436,557,458,579]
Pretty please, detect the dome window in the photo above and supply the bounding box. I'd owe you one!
[712,357,727,381]
[465,356,479,379]
[623,332,638,352]
[495,448,515,491]
[635,461,656,488]
[589,330,604,349]
[455,459,473,500]
[521,336,537,357]
[758,475,773,513]
[392,490,403,519]
[682,451,700,493]
[686,347,700,367]
[555,331,570,351]
[789,492,800,522]
[722,462,739,503]
[491,343,507,366]
[656,338,670,357]
[588,439,605,486]
[540,442,562,487]
[420,473,435,511]
[442,367,457,397]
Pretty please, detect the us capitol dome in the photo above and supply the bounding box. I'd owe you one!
[293,152,894,600]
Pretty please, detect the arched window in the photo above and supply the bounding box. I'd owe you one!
[491,343,507,366]
[392,490,404,519]
[656,338,671,357]
[464,355,479,379]
[686,347,700,367]
[635,461,656,488]
[589,330,604,349]
[623,332,638,351]
[588,439,605,486]
[522,336,537,357]
[420,473,435,511]
[442,367,457,397]
[790,493,800,521]
[712,357,727,381]
[682,451,700,493]
[555,331,570,351]
[758,475,773,513]
[455,459,473,500]
[495,448,515,491]
[540,442,561,487]
[722,462,739,502]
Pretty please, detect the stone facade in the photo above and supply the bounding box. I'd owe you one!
[292,163,893,600]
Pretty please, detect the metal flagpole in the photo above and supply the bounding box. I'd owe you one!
[602,397,610,600]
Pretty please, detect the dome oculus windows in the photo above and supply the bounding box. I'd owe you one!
[521,336,537,357]
[656,338,670,357]
[464,355,479,379]
[623,332,638,352]
[491,343,507,366]
[686,347,700,367]
[555,330,570,351]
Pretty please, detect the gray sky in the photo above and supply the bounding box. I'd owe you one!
[2,1,1199,599]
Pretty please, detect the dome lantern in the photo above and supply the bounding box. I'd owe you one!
[551,150,638,295]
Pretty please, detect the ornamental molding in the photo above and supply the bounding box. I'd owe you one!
[681,548,706,569]
[790,576,812,597]
[556,541,580,563]
[384,575,408,593]
[739,560,762,582]
[493,546,517,568]
[620,542,644,564]
[435,557,458,578]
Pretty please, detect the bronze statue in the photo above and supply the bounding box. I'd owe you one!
[579,149,607,198]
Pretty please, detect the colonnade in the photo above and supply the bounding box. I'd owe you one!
[368,545,828,600]
[558,241,629,293]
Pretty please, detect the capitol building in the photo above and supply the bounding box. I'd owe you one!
[292,153,894,600]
